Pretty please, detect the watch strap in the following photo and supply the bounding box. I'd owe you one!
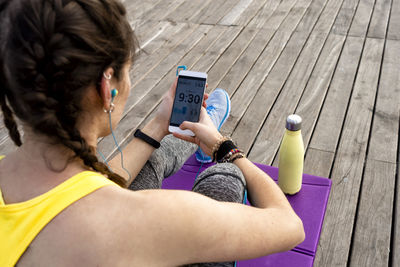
[134,129,161,149]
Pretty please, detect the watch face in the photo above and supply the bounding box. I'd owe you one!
[170,76,206,126]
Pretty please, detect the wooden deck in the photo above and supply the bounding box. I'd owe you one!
[1,0,399,266]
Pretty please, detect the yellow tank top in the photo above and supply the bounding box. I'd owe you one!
[0,156,119,267]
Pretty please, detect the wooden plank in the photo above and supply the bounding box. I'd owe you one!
[295,0,320,9]
[348,0,375,37]
[190,0,229,24]
[367,0,392,39]
[136,0,185,22]
[237,33,315,159]
[349,160,396,266]
[222,0,269,26]
[125,0,163,21]
[294,0,326,33]
[257,0,299,30]
[126,25,211,116]
[176,26,227,69]
[165,0,213,22]
[206,27,260,91]
[124,0,159,15]
[220,3,313,136]
[219,0,262,26]
[287,0,351,146]
[0,130,9,147]
[0,139,16,155]
[131,20,191,63]
[245,31,329,164]
[348,41,399,265]
[313,0,348,33]
[99,26,243,158]
[130,23,196,89]
[0,125,23,155]
[393,141,400,267]
[226,0,328,152]
[219,30,290,133]
[246,0,286,28]
[191,0,242,25]
[309,36,365,153]
[129,18,160,41]
[388,0,400,39]
[314,37,385,266]
[303,148,335,178]
[331,0,361,36]
[368,39,400,163]
[189,26,244,73]
[131,19,182,52]
[0,111,5,130]
[276,33,346,161]
[134,21,183,56]
[216,28,275,96]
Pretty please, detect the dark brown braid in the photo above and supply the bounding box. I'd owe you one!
[0,95,22,147]
[0,0,138,187]
[0,1,21,147]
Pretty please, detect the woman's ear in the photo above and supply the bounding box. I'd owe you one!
[100,67,114,110]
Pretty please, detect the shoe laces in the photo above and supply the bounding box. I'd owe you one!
[206,105,217,115]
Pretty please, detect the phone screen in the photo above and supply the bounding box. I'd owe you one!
[170,75,206,127]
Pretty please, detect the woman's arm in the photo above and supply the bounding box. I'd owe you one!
[106,117,167,185]
[234,157,293,210]
[107,186,304,266]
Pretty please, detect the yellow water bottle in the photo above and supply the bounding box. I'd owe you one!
[278,114,304,195]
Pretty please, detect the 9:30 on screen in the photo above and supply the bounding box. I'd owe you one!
[178,93,201,104]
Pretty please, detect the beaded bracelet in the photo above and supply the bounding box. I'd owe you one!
[215,140,236,161]
[211,136,232,161]
[211,136,246,163]
[228,152,246,163]
[220,148,241,161]
[220,148,245,163]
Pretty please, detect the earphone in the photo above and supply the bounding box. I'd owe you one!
[102,73,118,102]
[98,73,132,181]
[111,88,118,102]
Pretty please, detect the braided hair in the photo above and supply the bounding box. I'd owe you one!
[0,0,138,187]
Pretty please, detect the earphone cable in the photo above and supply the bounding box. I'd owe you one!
[108,111,132,180]
[97,150,112,171]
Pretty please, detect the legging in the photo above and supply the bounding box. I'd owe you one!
[129,135,246,267]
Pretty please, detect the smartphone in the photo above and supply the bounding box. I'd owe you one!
[169,70,207,136]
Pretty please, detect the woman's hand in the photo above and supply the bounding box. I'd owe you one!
[152,78,177,136]
[153,77,209,137]
[172,107,222,157]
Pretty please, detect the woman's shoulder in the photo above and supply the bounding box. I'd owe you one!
[16,184,144,266]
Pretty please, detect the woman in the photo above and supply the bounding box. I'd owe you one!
[0,0,304,266]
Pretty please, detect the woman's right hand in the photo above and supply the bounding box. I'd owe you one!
[172,107,223,157]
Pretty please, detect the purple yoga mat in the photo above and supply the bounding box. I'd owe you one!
[162,155,331,266]
[237,250,314,267]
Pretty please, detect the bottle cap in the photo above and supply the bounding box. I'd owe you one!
[286,114,302,131]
